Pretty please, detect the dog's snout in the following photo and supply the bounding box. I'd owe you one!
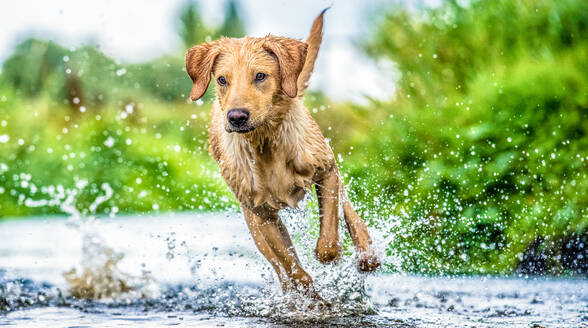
[227,108,250,127]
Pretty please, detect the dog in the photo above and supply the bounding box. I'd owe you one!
[185,9,380,299]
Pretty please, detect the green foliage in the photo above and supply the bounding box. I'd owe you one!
[178,1,212,48]
[348,0,588,274]
[125,56,194,102]
[217,0,246,39]
[1,38,193,105]
[178,0,246,48]
[0,97,236,218]
[2,1,247,106]
[2,39,68,98]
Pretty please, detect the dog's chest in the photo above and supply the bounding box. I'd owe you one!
[255,151,312,209]
[217,136,314,211]
[244,147,311,210]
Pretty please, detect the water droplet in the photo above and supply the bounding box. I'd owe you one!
[104,136,115,148]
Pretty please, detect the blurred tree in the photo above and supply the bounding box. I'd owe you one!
[57,45,117,108]
[126,56,188,102]
[178,1,211,48]
[1,38,190,105]
[1,39,125,108]
[366,0,588,107]
[2,1,248,105]
[178,0,246,47]
[217,0,246,38]
[2,39,66,98]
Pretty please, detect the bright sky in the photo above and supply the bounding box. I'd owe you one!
[0,0,397,102]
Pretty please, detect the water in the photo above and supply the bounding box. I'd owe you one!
[0,213,586,327]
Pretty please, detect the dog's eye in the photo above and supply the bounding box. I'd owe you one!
[217,76,227,86]
[255,72,266,82]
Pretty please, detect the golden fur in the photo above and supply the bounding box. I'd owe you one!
[185,10,379,299]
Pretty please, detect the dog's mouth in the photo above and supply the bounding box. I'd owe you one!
[226,124,256,134]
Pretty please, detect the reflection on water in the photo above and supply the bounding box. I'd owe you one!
[1,214,587,327]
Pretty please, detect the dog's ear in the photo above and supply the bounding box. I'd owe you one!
[186,41,220,101]
[263,37,308,98]
[297,8,327,94]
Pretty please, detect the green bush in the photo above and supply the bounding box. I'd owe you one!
[336,0,588,274]
[0,98,236,218]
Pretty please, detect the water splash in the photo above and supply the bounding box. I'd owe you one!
[261,194,378,318]
[8,173,393,317]
[17,177,158,301]
[2,214,586,327]
[62,229,157,300]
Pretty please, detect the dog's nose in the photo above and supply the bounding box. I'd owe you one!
[227,108,250,127]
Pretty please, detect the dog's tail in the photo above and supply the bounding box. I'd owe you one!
[297,8,328,96]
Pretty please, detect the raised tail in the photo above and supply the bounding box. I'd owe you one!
[297,8,328,96]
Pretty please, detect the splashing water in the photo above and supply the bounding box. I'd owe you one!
[268,195,379,318]
[1,177,586,327]
[18,179,158,301]
[7,174,387,317]
[1,213,587,327]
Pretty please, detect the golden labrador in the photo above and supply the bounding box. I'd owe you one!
[185,10,379,299]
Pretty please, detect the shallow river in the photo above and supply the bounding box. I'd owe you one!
[0,213,586,327]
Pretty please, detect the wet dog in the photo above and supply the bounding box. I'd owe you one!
[185,10,380,300]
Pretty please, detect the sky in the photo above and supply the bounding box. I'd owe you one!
[0,0,397,102]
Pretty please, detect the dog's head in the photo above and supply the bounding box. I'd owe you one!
[185,10,325,134]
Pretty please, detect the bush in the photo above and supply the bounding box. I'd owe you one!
[0,97,236,218]
[337,0,588,274]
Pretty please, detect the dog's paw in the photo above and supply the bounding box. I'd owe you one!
[357,249,381,272]
[307,295,332,311]
[314,240,341,264]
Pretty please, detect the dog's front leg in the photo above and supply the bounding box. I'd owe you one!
[242,207,316,293]
[314,167,342,264]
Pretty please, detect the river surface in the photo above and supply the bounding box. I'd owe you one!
[0,213,586,327]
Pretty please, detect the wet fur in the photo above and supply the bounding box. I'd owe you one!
[186,10,379,297]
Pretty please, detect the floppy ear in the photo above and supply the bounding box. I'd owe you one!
[263,37,308,98]
[186,41,220,101]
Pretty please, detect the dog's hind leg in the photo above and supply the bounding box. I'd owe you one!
[242,207,321,297]
[314,167,342,263]
[339,181,381,272]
